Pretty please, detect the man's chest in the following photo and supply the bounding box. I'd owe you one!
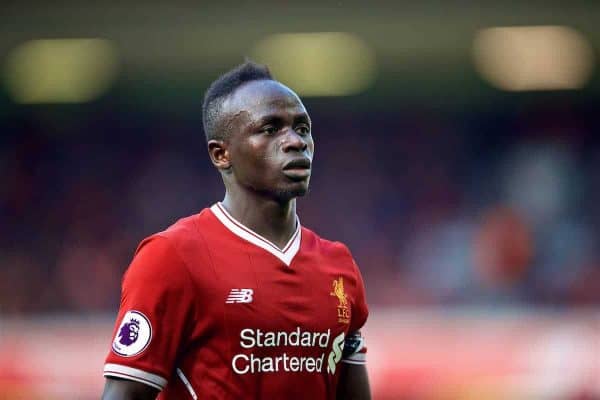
[207,248,354,336]
[172,232,359,394]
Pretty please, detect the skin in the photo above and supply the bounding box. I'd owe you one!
[102,80,371,400]
[209,80,314,249]
[337,362,372,400]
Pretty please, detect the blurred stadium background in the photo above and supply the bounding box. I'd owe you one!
[2,1,600,399]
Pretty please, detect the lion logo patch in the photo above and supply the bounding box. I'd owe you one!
[112,310,152,357]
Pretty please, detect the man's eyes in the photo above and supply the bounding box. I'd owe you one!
[260,125,277,134]
[295,124,311,135]
[259,124,310,135]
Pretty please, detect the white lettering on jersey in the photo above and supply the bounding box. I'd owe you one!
[226,288,254,304]
[230,328,358,375]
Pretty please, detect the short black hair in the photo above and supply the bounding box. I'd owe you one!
[202,61,274,141]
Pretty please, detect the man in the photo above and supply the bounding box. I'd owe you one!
[101,62,371,400]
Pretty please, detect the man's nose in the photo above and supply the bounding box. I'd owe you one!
[282,129,308,152]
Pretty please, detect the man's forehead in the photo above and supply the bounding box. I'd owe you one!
[223,80,307,118]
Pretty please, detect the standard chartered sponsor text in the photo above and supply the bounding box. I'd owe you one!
[240,327,331,349]
[232,327,344,375]
[232,352,325,374]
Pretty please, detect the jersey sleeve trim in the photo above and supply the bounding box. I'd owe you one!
[341,352,366,363]
[103,363,167,390]
[341,358,366,365]
[176,368,198,400]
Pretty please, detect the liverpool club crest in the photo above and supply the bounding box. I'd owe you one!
[330,277,350,324]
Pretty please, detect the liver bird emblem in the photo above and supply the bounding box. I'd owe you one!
[331,277,348,307]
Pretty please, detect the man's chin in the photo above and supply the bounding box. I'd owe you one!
[274,184,309,201]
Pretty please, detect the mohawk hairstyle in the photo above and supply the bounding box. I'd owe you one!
[202,61,274,141]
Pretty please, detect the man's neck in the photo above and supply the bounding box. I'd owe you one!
[220,190,298,250]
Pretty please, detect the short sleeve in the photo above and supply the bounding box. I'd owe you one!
[343,257,369,365]
[349,258,368,333]
[103,235,196,391]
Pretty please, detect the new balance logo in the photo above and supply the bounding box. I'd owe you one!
[226,288,254,304]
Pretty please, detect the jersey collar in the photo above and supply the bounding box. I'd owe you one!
[210,202,301,266]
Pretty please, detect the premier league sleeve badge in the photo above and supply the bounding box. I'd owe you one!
[112,310,153,357]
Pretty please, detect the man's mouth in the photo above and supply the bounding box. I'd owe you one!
[282,158,312,170]
[282,158,312,180]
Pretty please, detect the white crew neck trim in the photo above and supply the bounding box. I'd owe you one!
[210,203,302,266]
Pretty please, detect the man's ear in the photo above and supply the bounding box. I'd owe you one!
[208,139,232,170]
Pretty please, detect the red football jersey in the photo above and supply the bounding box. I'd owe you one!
[104,203,368,399]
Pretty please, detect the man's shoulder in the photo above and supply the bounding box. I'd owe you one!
[128,208,221,282]
[149,207,220,242]
[135,207,218,255]
[162,208,211,235]
[301,226,353,260]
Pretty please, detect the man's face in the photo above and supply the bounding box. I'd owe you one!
[220,81,314,201]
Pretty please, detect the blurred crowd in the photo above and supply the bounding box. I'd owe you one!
[2,99,600,314]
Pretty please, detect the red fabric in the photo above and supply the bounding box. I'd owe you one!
[105,207,368,399]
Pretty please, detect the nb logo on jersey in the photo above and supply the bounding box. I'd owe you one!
[226,288,254,304]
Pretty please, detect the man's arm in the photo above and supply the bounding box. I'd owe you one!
[102,237,196,397]
[336,363,371,400]
[101,378,159,400]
